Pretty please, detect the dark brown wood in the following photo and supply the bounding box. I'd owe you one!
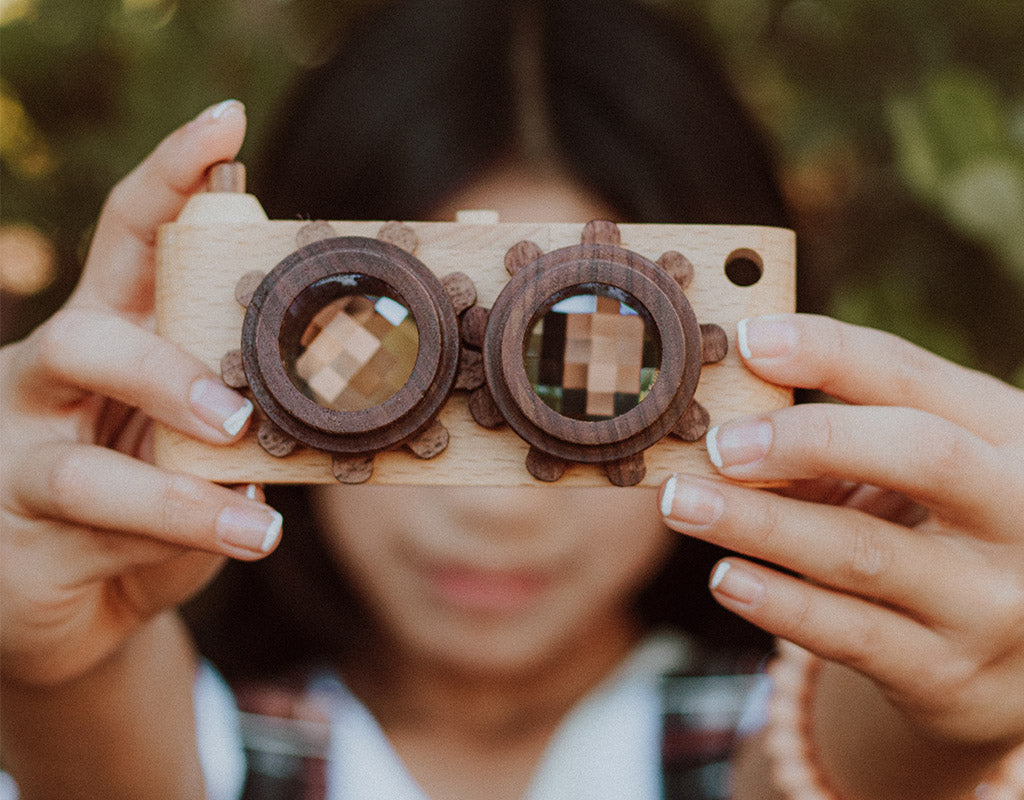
[405,420,450,459]
[377,221,418,253]
[207,161,245,193]
[477,233,714,483]
[483,242,702,462]
[504,240,543,276]
[234,271,266,308]
[241,236,460,456]
[332,454,375,484]
[440,271,477,314]
[525,447,568,482]
[699,323,729,364]
[220,349,248,389]
[581,220,621,246]
[296,221,338,249]
[468,386,505,429]
[257,418,298,457]
[459,305,489,349]
[603,453,646,486]
[454,348,485,390]
[656,250,694,290]
[671,398,710,442]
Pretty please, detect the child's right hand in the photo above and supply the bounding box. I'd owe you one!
[0,101,282,689]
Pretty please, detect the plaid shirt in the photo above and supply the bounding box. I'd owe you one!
[234,654,765,800]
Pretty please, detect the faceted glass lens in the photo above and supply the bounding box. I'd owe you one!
[281,275,419,412]
[524,285,661,421]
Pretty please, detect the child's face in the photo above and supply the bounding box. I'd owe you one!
[313,485,673,674]
[309,166,676,675]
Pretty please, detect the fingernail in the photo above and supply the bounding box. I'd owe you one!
[190,378,253,437]
[190,99,244,126]
[737,315,797,360]
[709,562,765,605]
[216,503,282,554]
[211,99,242,119]
[660,474,724,527]
[706,418,773,469]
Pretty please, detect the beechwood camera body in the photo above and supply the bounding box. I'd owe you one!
[154,162,795,487]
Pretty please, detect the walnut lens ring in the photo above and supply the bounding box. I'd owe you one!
[482,243,704,468]
[160,164,779,487]
[241,236,459,456]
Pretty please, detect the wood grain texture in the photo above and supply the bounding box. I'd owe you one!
[603,452,646,486]
[239,236,458,454]
[154,192,795,487]
[657,250,694,290]
[699,323,729,364]
[484,242,703,463]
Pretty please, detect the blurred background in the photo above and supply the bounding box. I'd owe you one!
[2,0,1022,386]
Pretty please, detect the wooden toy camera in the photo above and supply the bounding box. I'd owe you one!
[154,162,795,487]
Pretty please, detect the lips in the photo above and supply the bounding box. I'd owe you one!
[423,563,554,615]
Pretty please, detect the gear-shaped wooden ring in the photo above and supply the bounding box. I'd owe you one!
[221,220,478,483]
[464,220,727,486]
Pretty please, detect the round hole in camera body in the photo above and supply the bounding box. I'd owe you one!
[724,247,764,286]
[241,236,459,456]
[482,241,704,466]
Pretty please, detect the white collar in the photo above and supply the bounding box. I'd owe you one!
[311,632,691,800]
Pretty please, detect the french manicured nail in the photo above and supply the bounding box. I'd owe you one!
[709,562,765,605]
[706,418,773,469]
[737,315,797,360]
[189,99,243,127]
[216,503,282,554]
[190,378,253,437]
[660,474,724,527]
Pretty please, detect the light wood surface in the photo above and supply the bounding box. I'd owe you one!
[154,192,795,486]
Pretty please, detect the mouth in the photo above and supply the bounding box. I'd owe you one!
[422,562,554,616]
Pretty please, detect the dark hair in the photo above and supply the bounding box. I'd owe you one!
[186,0,786,681]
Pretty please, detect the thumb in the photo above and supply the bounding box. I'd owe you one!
[70,99,247,315]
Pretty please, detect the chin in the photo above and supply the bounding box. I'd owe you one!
[385,600,591,678]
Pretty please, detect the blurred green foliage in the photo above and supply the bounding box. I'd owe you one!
[2,0,1023,385]
[889,68,1024,281]
[668,0,1024,384]
[1,0,351,338]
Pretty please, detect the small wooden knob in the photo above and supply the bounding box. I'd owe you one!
[207,161,246,193]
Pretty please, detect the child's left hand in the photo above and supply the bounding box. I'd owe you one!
[659,313,1024,748]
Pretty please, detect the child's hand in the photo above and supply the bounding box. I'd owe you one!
[0,101,282,689]
[659,314,1024,747]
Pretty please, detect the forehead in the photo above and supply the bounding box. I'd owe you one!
[432,165,618,224]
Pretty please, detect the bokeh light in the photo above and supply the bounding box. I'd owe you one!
[0,224,57,297]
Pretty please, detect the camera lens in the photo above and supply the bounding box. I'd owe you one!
[523,284,661,421]
[280,274,419,412]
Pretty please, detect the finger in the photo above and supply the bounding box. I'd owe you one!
[232,483,266,503]
[659,474,974,626]
[79,485,264,578]
[737,314,1024,445]
[18,308,252,442]
[70,100,246,315]
[771,476,862,506]
[108,487,265,613]
[704,557,947,693]
[705,404,1020,534]
[122,549,227,618]
[772,479,927,527]
[842,484,929,528]
[2,511,188,588]
[11,442,282,561]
